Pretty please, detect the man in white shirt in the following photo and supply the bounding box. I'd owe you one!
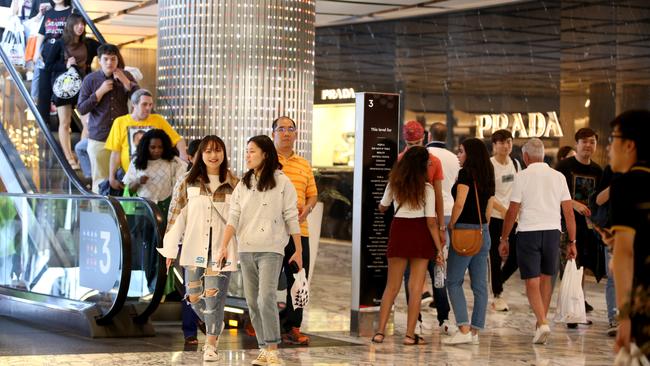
[488,130,521,312]
[425,122,459,334]
[499,138,577,345]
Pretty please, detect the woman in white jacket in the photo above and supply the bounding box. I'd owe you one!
[157,135,238,362]
[217,135,302,366]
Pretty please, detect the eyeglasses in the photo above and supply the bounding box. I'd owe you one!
[608,134,625,144]
[275,127,296,133]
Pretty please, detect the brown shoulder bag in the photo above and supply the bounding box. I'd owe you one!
[451,182,483,256]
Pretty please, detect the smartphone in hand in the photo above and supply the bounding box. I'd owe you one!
[219,257,227,270]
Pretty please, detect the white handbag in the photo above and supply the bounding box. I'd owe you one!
[53,66,82,99]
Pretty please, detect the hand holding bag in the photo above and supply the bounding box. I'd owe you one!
[450,182,483,256]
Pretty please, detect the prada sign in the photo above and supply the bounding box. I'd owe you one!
[476,111,564,139]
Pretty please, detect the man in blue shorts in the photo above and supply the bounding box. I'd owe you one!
[499,138,577,344]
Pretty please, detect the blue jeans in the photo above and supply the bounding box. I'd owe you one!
[446,223,490,330]
[240,252,284,347]
[74,138,92,179]
[605,246,616,323]
[185,266,231,336]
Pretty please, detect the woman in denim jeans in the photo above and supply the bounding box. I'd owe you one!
[217,135,302,366]
[158,136,239,362]
[443,138,495,345]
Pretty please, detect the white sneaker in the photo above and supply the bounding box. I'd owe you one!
[252,349,268,366]
[203,344,220,362]
[441,331,473,345]
[441,320,458,336]
[532,324,551,344]
[266,350,283,366]
[492,296,509,311]
[472,333,479,345]
[421,291,434,308]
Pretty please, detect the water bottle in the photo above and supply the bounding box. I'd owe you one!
[434,245,448,289]
[434,263,445,289]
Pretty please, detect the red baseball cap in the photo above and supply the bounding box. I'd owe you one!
[403,120,424,142]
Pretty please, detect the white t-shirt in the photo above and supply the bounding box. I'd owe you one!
[491,156,517,219]
[208,174,220,192]
[427,146,459,216]
[510,162,571,232]
[380,183,436,218]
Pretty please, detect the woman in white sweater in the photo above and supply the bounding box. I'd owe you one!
[217,135,302,366]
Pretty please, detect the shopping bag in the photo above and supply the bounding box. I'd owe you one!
[1,16,26,67]
[121,186,137,215]
[614,342,650,366]
[290,268,309,309]
[554,259,587,324]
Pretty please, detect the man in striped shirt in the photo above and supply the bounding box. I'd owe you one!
[273,116,318,345]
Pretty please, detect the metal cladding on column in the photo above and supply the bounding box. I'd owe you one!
[157,1,315,174]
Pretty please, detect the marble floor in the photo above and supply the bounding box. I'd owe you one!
[0,240,616,365]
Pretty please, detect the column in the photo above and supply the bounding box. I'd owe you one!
[157,1,315,173]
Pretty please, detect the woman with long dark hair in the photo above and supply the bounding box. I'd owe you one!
[44,12,100,169]
[372,146,443,345]
[159,135,238,362]
[442,138,495,345]
[216,135,302,366]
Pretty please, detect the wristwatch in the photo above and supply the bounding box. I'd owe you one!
[439,225,446,231]
[499,236,508,242]
[569,239,577,244]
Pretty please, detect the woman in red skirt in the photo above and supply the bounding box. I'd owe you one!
[372,146,443,345]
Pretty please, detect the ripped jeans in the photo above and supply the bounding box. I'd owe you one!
[185,266,231,336]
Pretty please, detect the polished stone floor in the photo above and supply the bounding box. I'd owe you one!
[0,240,616,365]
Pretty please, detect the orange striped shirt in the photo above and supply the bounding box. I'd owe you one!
[279,152,318,236]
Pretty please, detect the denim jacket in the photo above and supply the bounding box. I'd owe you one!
[158,172,239,271]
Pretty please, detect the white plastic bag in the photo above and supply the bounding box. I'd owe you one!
[555,259,587,324]
[290,268,309,309]
[1,16,25,67]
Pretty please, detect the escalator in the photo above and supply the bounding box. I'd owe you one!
[0,2,167,336]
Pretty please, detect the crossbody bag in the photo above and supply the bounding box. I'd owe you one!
[451,182,483,256]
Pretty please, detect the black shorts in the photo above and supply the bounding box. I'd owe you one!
[516,230,561,279]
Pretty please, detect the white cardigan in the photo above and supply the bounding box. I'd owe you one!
[227,170,301,255]
[158,174,238,272]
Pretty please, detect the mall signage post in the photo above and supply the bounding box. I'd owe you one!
[350,92,400,336]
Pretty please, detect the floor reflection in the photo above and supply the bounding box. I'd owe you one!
[0,241,616,365]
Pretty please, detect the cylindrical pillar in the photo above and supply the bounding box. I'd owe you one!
[157,1,315,174]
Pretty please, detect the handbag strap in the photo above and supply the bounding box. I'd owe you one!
[472,181,482,227]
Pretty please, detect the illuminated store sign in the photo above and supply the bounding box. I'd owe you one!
[476,111,564,139]
[321,88,356,101]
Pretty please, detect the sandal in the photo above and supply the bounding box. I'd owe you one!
[404,334,426,345]
[371,332,385,343]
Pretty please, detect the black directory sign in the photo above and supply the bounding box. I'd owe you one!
[351,93,399,317]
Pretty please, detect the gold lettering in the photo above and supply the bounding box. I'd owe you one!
[476,115,492,138]
[543,111,564,137]
[511,113,528,138]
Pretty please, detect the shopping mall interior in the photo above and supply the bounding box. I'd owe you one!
[2,0,649,364]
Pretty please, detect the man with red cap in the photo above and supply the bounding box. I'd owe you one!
[398,120,451,332]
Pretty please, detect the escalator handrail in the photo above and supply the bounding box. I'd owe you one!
[0,192,132,324]
[72,0,106,44]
